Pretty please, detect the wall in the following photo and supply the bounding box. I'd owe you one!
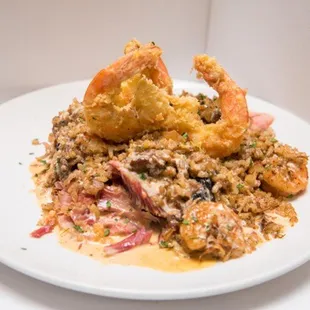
[0,0,210,101]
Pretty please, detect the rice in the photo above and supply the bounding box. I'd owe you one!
[32,95,307,259]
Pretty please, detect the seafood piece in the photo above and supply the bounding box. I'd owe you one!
[262,144,308,196]
[249,111,274,131]
[180,201,246,260]
[124,39,173,94]
[84,42,249,157]
[83,43,176,142]
[104,227,152,256]
[192,55,249,157]
[31,225,54,238]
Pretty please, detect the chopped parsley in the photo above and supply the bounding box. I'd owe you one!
[287,194,294,199]
[106,200,112,208]
[159,241,169,248]
[249,141,257,148]
[237,183,244,190]
[271,138,278,143]
[73,225,84,233]
[226,224,234,231]
[182,132,188,140]
[39,159,48,165]
[191,216,198,223]
[182,219,190,225]
[249,158,254,166]
[104,229,110,237]
[139,173,147,180]
[265,164,272,170]
[197,93,206,102]
[205,223,211,231]
[151,41,156,45]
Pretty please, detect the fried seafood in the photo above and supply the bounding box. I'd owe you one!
[180,201,246,260]
[84,42,249,158]
[192,55,249,157]
[124,39,173,94]
[262,144,308,196]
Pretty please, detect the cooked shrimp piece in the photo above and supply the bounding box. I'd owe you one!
[249,111,274,131]
[124,39,173,94]
[192,55,249,157]
[180,201,246,261]
[83,44,176,142]
[262,144,308,196]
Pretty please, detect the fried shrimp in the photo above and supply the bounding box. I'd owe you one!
[124,39,173,94]
[262,144,308,197]
[83,43,175,142]
[192,55,249,158]
[83,42,249,158]
[180,201,246,261]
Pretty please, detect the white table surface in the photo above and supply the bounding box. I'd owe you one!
[1,261,309,310]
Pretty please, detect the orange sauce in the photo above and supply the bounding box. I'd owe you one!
[58,230,216,272]
[30,161,216,273]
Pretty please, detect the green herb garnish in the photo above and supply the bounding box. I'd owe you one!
[197,93,206,101]
[73,225,84,233]
[265,164,272,170]
[106,200,112,208]
[124,218,130,224]
[249,142,257,148]
[104,229,110,237]
[271,138,278,143]
[182,132,188,140]
[287,194,294,199]
[151,41,156,45]
[39,159,48,165]
[159,241,169,248]
[182,219,190,225]
[226,224,234,231]
[205,223,211,231]
[139,173,147,180]
[191,216,198,223]
[237,183,244,190]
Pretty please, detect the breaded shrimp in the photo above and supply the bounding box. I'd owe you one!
[192,55,249,158]
[124,39,173,94]
[83,44,175,142]
[83,42,249,158]
[262,144,308,196]
[180,201,246,261]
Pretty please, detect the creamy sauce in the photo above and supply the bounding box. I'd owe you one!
[58,229,216,272]
[30,162,215,273]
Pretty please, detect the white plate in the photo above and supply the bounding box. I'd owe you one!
[0,80,309,300]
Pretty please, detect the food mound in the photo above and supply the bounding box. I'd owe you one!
[31,39,308,263]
